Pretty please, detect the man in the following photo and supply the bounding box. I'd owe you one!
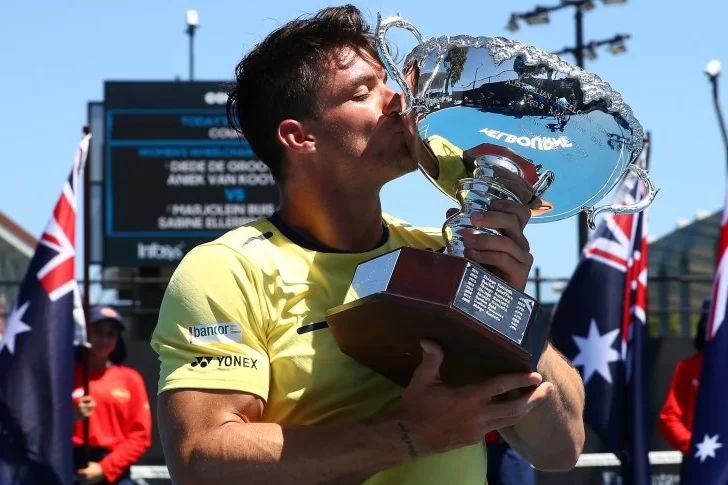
[151,5,585,484]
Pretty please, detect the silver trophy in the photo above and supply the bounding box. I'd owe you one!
[325,15,658,387]
[376,14,658,256]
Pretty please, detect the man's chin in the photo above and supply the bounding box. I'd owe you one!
[395,142,420,172]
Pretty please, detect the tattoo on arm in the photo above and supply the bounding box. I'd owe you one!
[398,423,419,458]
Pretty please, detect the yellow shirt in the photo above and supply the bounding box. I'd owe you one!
[151,211,487,484]
[425,134,470,198]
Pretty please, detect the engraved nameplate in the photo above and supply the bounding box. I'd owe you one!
[453,263,536,344]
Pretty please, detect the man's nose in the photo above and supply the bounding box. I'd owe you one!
[383,85,404,117]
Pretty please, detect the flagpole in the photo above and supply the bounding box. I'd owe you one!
[644,132,651,169]
[81,123,91,468]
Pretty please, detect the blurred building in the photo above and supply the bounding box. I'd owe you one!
[648,209,720,337]
[0,211,37,340]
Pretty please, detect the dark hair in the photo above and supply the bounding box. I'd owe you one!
[694,315,707,352]
[74,322,127,365]
[109,335,127,364]
[226,5,378,182]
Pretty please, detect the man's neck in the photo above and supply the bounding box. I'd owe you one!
[277,183,385,253]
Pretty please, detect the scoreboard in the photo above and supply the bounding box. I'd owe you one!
[103,82,279,266]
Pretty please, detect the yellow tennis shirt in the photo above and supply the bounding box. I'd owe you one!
[424,134,470,197]
[151,209,488,484]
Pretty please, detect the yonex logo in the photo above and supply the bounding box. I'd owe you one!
[190,356,213,368]
[189,355,258,369]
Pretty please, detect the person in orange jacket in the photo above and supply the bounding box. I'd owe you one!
[72,306,152,485]
[658,297,711,455]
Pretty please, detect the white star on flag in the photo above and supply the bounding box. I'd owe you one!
[571,319,620,385]
[0,301,32,355]
[695,434,723,463]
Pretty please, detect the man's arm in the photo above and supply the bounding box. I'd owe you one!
[461,201,586,470]
[159,344,555,485]
[159,389,409,485]
[498,344,586,470]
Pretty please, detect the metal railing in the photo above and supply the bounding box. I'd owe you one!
[128,451,684,479]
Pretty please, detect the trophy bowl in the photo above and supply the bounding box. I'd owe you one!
[325,14,658,387]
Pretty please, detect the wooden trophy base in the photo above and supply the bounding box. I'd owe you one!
[326,246,548,387]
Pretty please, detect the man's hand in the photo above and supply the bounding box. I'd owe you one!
[76,461,104,485]
[456,199,533,291]
[75,395,96,420]
[386,339,553,457]
[157,338,555,485]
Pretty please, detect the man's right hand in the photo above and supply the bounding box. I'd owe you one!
[157,339,554,485]
[76,395,96,420]
[386,339,553,457]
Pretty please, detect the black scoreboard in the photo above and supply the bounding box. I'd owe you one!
[103,82,279,266]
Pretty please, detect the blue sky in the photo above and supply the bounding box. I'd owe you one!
[1,0,726,302]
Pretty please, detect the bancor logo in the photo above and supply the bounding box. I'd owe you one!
[480,128,573,151]
[137,242,186,261]
[188,322,243,344]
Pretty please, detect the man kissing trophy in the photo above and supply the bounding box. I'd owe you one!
[326,13,658,386]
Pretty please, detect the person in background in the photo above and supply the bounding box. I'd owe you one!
[486,430,536,485]
[73,306,152,485]
[658,297,711,455]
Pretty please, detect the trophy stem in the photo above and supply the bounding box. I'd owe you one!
[443,177,520,257]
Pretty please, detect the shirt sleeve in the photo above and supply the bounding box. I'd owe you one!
[99,369,152,482]
[150,243,271,401]
[658,360,692,453]
[423,135,469,198]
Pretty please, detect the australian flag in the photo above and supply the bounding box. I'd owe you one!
[683,171,728,483]
[0,134,90,484]
[550,135,652,484]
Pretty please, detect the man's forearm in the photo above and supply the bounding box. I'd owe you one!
[175,417,413,485]
[499,344,585,470]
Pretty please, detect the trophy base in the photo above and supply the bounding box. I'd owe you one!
[326,247,549,387]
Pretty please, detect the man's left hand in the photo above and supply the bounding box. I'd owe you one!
[76,461,105,485]
[459,199,533,291]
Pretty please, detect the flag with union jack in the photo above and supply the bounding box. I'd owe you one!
[550,135,652,484]
[684,168,728,483]
[0,134,90,485]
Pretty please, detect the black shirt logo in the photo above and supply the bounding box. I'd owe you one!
[190,356,213,368]
[190,355,258,370]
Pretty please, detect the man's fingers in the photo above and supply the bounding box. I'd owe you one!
[488,199,531,230]
[465,249,532,288]
[485,382,554,420]
[476,372,543,401]
[470,211,529,251]
[408,339,444,390]
[463,234,533,266]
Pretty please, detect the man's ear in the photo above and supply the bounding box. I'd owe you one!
[278,119,315,154]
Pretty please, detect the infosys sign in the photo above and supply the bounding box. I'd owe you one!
[137,242,186,262]
[103,239,197,267]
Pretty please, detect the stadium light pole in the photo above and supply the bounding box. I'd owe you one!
[506,0,629,255]
[705,59,728,172]
[185,10,199,81]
